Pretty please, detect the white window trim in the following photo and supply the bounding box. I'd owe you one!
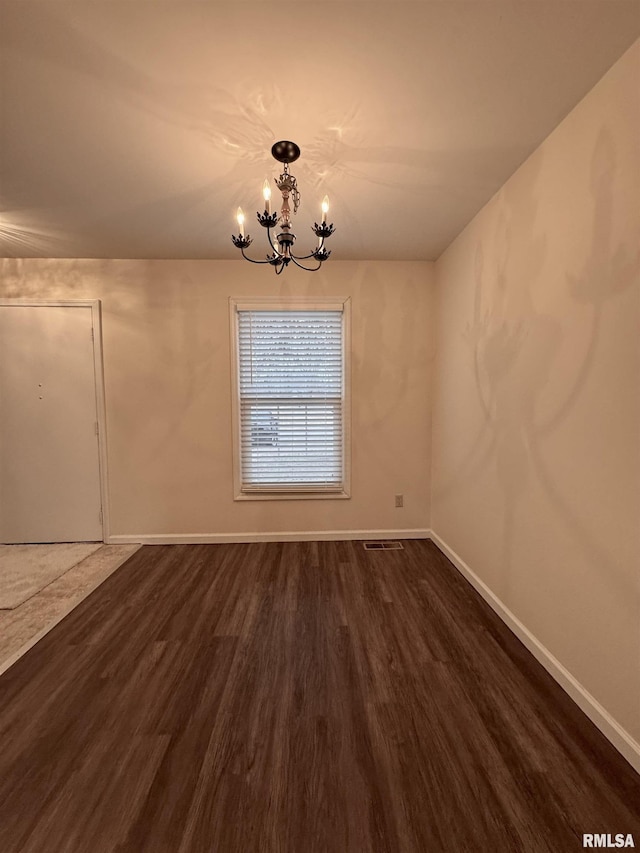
[229,297,351,501]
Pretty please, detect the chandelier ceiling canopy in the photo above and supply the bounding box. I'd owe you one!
[231,141,335,274]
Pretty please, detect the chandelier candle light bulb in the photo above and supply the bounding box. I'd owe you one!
[236,207,245,237]
[322,195,330,222]
[262,180,271,214]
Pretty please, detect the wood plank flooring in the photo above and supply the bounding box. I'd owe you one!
[0,540,638,852]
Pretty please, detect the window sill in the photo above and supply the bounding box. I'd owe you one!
[234,489,351,502]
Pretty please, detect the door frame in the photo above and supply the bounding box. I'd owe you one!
[0,299,110,542]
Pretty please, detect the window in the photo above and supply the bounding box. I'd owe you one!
[230,299,350,499]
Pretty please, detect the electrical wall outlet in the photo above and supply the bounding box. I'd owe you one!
[395,494,404,508]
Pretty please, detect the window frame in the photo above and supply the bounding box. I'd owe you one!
[229,297,351,501]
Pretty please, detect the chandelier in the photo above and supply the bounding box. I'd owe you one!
[231,140,335,274]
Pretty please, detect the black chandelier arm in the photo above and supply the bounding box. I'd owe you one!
[233,230,328,268]
[239,247,279,266]
[232,233,284,266]
[290,227,334,261]
[291,245,331,264]
[290,255,324,272]
[291,250,319,261]
[290,236,324,261]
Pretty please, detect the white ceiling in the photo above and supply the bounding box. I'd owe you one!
[1,1,639,261]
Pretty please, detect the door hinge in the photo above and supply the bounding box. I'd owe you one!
[95,421,99,435]
[91,327,94,341]
[99,508,103,524]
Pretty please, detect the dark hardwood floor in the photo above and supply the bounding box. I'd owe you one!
[0,540,638,852]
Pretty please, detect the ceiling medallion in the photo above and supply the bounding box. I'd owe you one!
[232,141,335,274]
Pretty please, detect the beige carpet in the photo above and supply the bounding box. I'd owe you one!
[0,543,103,609]
[0,543,141,674]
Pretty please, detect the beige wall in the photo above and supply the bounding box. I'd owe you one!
[0,259,434,538]
[432,42,640,745]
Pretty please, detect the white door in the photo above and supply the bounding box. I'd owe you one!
[0,304,103,543]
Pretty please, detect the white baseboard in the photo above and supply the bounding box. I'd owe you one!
[107,528,431,545]
[429,530,640,776]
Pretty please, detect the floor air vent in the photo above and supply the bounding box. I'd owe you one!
[363,541,404,551]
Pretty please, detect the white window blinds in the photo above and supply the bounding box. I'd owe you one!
[236,309,345,492]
